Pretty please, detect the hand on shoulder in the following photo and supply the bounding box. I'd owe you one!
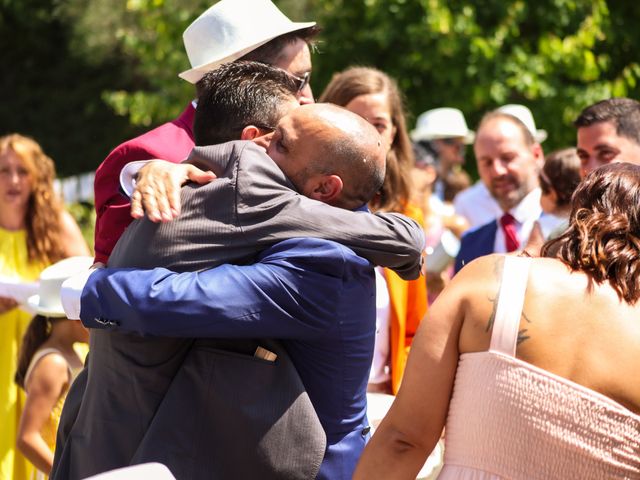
[130,160,216,222]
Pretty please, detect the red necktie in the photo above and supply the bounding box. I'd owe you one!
[500,213,519,252]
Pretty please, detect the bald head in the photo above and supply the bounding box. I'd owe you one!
[267,103,387,209]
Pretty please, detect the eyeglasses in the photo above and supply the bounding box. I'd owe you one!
[289,71,311,93]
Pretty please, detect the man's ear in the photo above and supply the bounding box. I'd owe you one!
[307,175,344,205]
[240,125,261,140]
[241,126,271,150]
[532,142,544,168]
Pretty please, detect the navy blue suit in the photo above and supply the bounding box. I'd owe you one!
[81,238,376,480]
[454,220,498,273]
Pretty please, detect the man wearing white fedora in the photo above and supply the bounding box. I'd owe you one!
[93,0,319,265]
[411,107,474,204]
[453,104,546,229]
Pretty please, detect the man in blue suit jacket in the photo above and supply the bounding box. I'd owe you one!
[60,67,425,479]
[79,237,376,479]
[58,63,424,480]
[455,110,544,273]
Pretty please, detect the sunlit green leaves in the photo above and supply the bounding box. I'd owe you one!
[310,0,640,155]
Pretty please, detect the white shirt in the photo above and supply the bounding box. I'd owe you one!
[119,160,149,198]
[537,212,568,239]
[453,181,502,229]
[60,269,98,320]
[369,268,391,385]
[494,188,542,254]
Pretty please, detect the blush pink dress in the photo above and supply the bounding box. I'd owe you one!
[438,256,640,479]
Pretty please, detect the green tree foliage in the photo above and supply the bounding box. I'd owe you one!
[2,0,639,176]
[307,0,640,153]
[0,0,143,175]
[80,0,212,127]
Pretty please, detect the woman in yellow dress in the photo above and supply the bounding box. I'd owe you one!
[0,134,89,480]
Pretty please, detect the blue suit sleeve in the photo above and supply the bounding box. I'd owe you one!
[80,239,356,339]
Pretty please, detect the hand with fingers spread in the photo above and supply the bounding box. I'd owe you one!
[130,160,217,222]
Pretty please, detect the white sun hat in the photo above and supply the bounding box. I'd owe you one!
[27,256,94,318]
[497,104,547,143]
[411,107,475,144]
[179,0,316,84]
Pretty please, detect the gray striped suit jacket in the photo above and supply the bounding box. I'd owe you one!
[52,141,424,480]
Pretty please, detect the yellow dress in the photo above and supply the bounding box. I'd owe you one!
[0,227,44,480]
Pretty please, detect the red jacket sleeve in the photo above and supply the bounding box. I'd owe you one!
[93,105,196,263]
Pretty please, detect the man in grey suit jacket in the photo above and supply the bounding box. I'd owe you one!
[53,63,424,480]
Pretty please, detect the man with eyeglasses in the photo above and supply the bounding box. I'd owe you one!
[93,0,318,265]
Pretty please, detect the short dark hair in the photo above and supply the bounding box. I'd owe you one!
[540,148,581,207]
[193,61,298,146]
[240,26,320,66]
[574,98,640,146]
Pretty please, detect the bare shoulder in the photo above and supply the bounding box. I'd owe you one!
[454,254,506,291]
[26,352,70,395]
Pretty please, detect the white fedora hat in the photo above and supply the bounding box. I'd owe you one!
[497,104,547,143]
[179,0,315,84]
[27,256,94,318]
[411,107,475,144]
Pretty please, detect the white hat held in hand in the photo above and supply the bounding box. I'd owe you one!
[28,256,94,318]
[179,0,315,84]
[497,104,547,143]
[411,107,475,144]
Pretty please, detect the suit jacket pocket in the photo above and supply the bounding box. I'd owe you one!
[132,338,325,480]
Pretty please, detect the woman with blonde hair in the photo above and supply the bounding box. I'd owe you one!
[0,134,88,479]
[354,163,640,479]
[320,67,428,395]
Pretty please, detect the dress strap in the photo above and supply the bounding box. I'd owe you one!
[24,348,72,390]
[489,256,532,357]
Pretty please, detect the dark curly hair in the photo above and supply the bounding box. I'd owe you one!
[541,162,640,304]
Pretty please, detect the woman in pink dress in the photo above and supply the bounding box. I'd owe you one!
[354,162,640,479]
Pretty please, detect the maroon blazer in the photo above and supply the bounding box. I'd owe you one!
[93,103,196,264]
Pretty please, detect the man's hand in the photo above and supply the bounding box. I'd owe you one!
[0,296,18,314]
[131,161,217,222]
